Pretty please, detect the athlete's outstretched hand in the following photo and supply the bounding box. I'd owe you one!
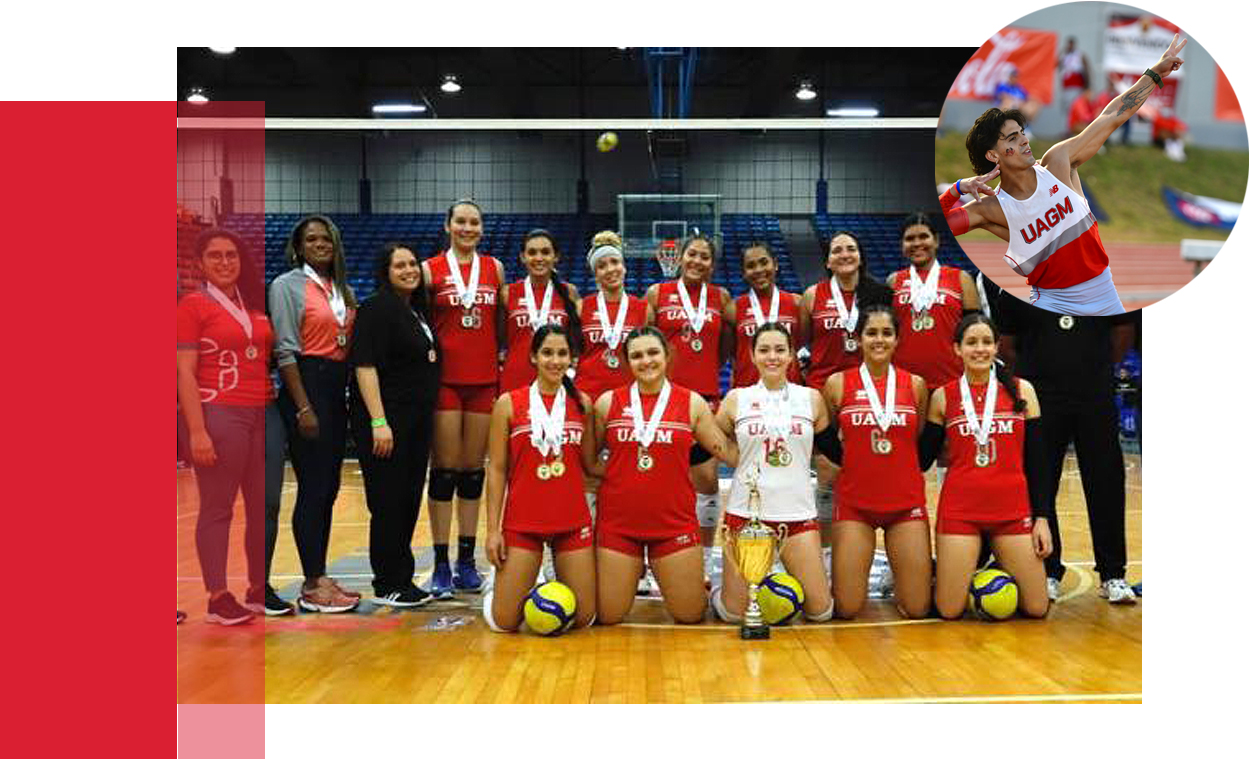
[960,166,1000,201]
[1151,34,1187,79]
[486,530,506,568]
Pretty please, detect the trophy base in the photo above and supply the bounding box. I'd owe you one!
[740,624,771,640]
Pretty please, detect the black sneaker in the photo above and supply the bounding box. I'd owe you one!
[374,585,432,608]
[247,584,295,616]
[207,592,256,626]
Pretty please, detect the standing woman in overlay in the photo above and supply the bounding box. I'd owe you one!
[177,229,272,624]
[348,243,440,607]
[801,231,893,547]
[499,229,581,394]
[729,241,805,389]
[822,304,932,619]
[420,199,506,598]
[923,314,1051,619]
[712,322,835,624]
[593,327,736,624]
[886,212,979,391]
[270,215,360,613]
[482,324,598,632]
[646,233,733,576]
[577,230,652,403]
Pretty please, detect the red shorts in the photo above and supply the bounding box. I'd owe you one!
[504,524,594,553]
[937,514,1033,537]
[723,513,820,538]
[835,502,929,530]
[595,526,701,560]
[436,382,497,414]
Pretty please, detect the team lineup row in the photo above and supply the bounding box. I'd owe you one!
[176,199,1136,627]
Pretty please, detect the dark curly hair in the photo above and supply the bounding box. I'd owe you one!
[965,108,1027,176]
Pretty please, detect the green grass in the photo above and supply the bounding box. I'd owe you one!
[934,132,1247,243]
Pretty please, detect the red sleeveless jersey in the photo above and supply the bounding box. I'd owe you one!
[428,252,501,385]
[836,366,925,511]
[891,265,964,389]
[499,278,571,393]
[576,292,648,402]
[598,384,696,537]
[937,378,1029,522]
[731,289,802,388]
[807,279,862,390]
[654,280,724,397]
[504,387,590,533]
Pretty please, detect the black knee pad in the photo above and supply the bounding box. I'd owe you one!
[457,469,486,500]
[428,468,458,502]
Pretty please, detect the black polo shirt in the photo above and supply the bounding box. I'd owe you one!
[349,289,441,409]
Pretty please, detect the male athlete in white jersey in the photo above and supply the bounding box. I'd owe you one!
[941,34,1187,316]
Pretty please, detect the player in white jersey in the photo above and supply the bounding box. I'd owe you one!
[941,34,1187,315]
[711,322,837,623]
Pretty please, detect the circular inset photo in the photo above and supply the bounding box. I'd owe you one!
[936,3,1247,314]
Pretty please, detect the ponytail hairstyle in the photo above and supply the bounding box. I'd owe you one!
[443,198,484,253]
[530,322,586,413]
[741,240,775,267]
[286,214,358,308]
[374,242,430,320]
[522,229,582,353]
[750,320,793,351]
[623,325,669,357]
[854,302,899,337]
[953,313,1025,412]
[678,232,718,282]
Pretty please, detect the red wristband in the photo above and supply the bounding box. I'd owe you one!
[945,206,970,236]
[940,183,963,214]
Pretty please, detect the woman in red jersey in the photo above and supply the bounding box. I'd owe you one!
[729,241,805,389]
[822,304,931,619]
[420,199,506,599]
[499,229,581,394]
[577,230,652,403]
[802,231,894,548]
[593,327,736,625]
[646,234,733,574]
[924,314,1050,620]
[886,212,980,390]
[176,229,272,625]
[482,324,598,632]
[712,323,835,624]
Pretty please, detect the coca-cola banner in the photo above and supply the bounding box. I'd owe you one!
[948,27,1057,104]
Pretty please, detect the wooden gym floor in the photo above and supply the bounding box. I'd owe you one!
[176,453,1142,704]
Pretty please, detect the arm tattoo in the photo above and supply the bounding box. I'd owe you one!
[1116,82,1152,117]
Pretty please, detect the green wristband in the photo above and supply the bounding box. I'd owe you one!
[1143,68,1163,87]
[371,417,388,428]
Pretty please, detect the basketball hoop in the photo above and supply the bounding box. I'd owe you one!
[655,239,680,277]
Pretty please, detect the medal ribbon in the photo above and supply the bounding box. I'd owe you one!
[959,371,999,447]
[830,281,858,335]
[676,280,709,335]
[747,287,780,328]
[527,382,567,457]
[303,264,346,326]
[858,363,897,433]
[908,261,941,313]
[205,283,253,342]
[630,380,672,449]
[754,381,792,445]
[595,293,629,350]
[444,250,481,315]
[523,276,554,328]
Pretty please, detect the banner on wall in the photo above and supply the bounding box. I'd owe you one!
[1104,14,1182,113]
[947,27,1057,104]
[1215,66,1244,121]
[1161,187,1240,230]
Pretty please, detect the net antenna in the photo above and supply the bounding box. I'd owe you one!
[655,239,681,278]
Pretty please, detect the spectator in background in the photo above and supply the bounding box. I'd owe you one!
[1067,88,1099,137]
[1058,37,1091,115]
[1152,106,1189,161]
[994,64,1041,127]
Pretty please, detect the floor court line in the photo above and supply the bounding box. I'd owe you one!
[781,692,1141,704]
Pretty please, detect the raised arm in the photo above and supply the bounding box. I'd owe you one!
[1045,34,1187,175]
[939,169,1009,241]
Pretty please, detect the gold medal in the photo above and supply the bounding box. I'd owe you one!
[604,350,620,369]
[549,460,566,478]
[871,429,893,455]
[637,449,654,471]
[777,448,793,467]
[336,332,347,347]
[428,349,438,363]
[244,345,258,360]
[537,463,552,480]
[843,336,858,352]
[1059,315,1075,330]
[690,337,703,353]
[974,444,992,467]
[461,314,475,328]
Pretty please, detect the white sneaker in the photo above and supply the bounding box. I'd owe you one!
[1047,577,1060,601]
[1100,578,1137,605]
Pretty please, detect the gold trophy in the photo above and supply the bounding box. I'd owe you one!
[723,462,787,640]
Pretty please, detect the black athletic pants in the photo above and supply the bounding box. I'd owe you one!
[264,401,287,582]
[350,401,433,594]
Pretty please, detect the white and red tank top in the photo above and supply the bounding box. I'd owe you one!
[807,279,862,390]
[598,383,696,537]
[891,265,964,389]
[732,289,803,388]
[428,252,501,386]
[937,377,1029,522]
[726,382,816,521]
[504,387,590,533]
[654,280,724,398]
[577,292,648,402]
[836,366,925,511]
[1000,164,1109,290]
[499,278,571,394]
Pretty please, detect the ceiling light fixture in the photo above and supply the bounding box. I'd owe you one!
[440,75,461,94]
[208,47,236,55]
[795,81,817,101]
[826,106,880,117]
[186,87,209,104]
[371,103,428,115]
